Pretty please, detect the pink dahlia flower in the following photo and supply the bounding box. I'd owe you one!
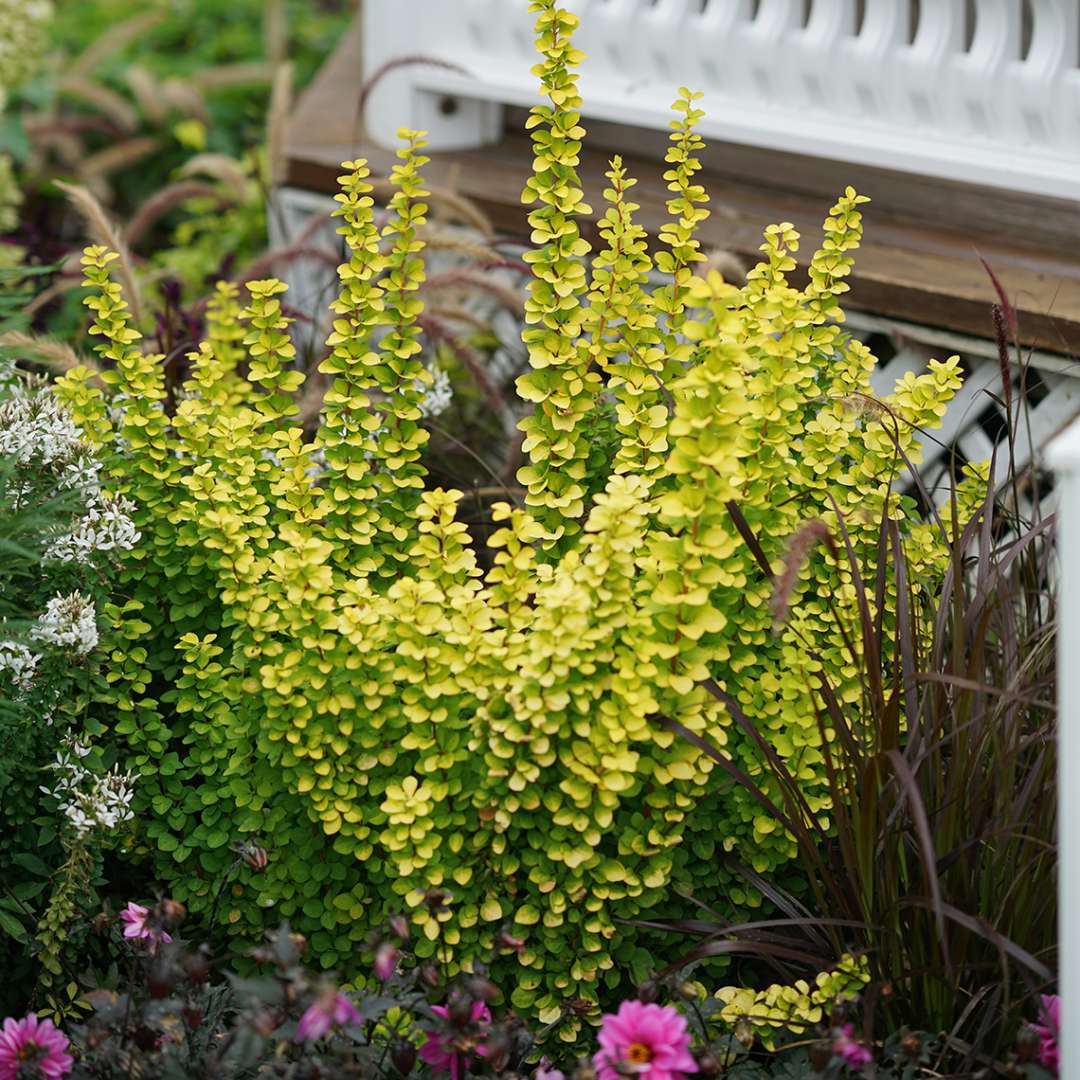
[0,1014,74,1080]
[374,942,399,982]
[832,1023,873,1071]
[119,902,172,953]
[295,990,363,1043]
[593,1001,698,1080]
[1032,994,1060,1077]
[419,1001,491,1080]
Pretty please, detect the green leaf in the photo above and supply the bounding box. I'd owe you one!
[12,852,51,878]
[0,908,29,945]
[12,880,47,902]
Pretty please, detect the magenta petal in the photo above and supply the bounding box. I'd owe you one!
[419,1034,453,1071]
[333,994,362,1026]
[295,1003,332,1043]
[0,1014,72,1080]
[594,1001,697,1080]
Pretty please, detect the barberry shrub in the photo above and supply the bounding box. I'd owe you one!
[54,0,963,1034]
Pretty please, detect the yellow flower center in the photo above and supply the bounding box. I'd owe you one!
[626,1042,653,1065]
[17,1042,43,1061]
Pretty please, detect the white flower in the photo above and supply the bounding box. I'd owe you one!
[40,734,136,838]
[45,492,139,564]
[0,640,38,691]
[0,389,99,492]
[0,383,139,563]
[31,592,99,656]
[418,364,453,419]
[0,384,103,513]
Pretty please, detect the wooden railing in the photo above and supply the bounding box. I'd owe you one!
[363,0,1080,199]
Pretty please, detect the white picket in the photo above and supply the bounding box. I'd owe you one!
[1050,419,1080,1078]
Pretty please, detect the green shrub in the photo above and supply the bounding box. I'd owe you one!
[0,357,139,1016]
[55,0,964,1035]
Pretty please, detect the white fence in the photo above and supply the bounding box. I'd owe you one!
[1050,420,1079,1078]
[363,0,1080,199]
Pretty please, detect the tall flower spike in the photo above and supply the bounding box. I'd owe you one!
[365,128,435,571]
[805,185,871,326]
[654,87,710,385]
[242,277,303,423]
[586,156,667,475]
[197,280,249,407]
[516,1,598,538]
[317,157,390,573]
[81,246,169,460]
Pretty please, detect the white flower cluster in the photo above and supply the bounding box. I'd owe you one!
[418,364,453,420]
[40,735,136,838]
[30,592,99,656]
[0,387,100,498]
[44,492,140,565]
[0,381,140,563]
[0,640,38,692]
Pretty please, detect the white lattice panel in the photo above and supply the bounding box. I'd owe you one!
[852,311,1080,513]
[363,0,1080,199]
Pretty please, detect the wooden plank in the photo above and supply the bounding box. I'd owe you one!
[287,13,368,153]
[576,115,1080,259]
[285,14,1080,357]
